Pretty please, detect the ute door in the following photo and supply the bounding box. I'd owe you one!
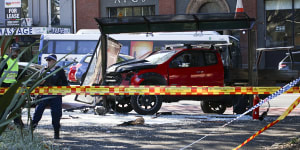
[201,51,224,86]
[168,51,205,86]
[168,50,223,86]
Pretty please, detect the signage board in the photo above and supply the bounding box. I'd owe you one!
[0,27,48,35]
[0,27,72,35]
[5,7,21,26]
[49,27,71,34]
[5,0,21,8]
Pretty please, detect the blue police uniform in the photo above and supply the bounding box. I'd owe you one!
[32,54,68,139]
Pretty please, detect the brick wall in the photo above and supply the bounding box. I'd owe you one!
[159,0,176,15]
[243,0,257,19]
[76,0,100,32]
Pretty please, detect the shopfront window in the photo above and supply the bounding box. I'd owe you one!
[21,0,28,18]
[108,6,155,17]
[265,0,293,47]
[51,0,60,26]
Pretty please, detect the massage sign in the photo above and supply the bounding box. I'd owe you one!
[5,0,22,26]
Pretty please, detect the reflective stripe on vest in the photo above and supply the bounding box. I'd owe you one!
[1,55,18,83]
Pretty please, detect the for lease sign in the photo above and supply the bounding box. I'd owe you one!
[5,8,20,19]
[5,0,21,26]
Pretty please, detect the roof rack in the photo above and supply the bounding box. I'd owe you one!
[165,43,232,50]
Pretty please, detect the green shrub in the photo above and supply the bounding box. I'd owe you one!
[0,33,71,149]
[0,125,59,150]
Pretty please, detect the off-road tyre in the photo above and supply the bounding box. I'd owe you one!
[111,97,133,113]
[130,95,162,115]
[130,77,165,115]
[200,101,226,114]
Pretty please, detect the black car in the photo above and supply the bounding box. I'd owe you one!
[18,62,43,87]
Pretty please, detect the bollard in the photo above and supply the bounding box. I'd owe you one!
[252,95,260,120]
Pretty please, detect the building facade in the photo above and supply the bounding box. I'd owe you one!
[257,0,300,69]
[0,0,74,61]
[76,0,256,68]
[77,0,251,30]
[1,0,298,69]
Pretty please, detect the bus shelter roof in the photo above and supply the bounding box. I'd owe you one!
[95,13,255,34]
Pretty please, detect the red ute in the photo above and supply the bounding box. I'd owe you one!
[105,46,229,115]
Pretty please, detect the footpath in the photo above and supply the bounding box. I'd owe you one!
[21,95,300,150]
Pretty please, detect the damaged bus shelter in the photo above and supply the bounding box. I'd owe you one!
[75,13,256,110]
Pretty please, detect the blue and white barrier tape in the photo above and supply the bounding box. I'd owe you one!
[222,77,300,127]
[181,77,300,150]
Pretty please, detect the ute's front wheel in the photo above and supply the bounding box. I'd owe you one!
[130,95,162,115]
[200,101,226,114]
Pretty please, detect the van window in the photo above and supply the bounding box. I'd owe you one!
[78,41,98,54]
[45,41,54,53]
[56,41,75,54]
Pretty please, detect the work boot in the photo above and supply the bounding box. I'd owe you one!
[54,129,60,139]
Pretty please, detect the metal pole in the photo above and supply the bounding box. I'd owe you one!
[47,0,51,32]
[101,34,107,85]
[100,34,109,112]
[73,0,77,33]
[248,30,257,86]
[248,29,257,117]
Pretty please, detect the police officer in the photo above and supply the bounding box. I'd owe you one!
[1,43,20,87]
[0,42,24,127]
[32,54,68,139]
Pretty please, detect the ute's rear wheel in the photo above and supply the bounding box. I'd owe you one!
[130,95,162,115]
[200,101,226,114]
[111,97,133,113]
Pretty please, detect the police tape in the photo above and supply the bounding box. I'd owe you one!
[1,86,300,95]
[180,77,300,150]
[233,96,300,150]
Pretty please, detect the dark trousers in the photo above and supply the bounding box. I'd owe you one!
[32,95,62,130]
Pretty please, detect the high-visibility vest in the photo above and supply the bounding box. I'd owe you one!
[1,55,18,83]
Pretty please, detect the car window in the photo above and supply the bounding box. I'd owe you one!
[84,56,92,63]
[170,51,205,68]
[145,50,176,64]
[204,52,218,65]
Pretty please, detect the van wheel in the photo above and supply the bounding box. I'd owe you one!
[200,101,226,114]
[131,95,162,115]
[111,97,133,113]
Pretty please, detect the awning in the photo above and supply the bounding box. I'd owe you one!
[95,13,255,34]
